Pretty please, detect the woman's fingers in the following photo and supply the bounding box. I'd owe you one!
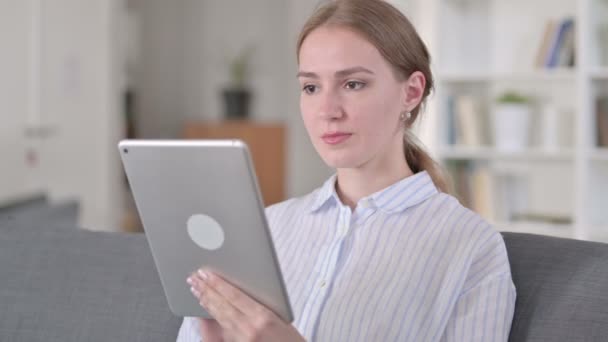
[188,270,304,342]
[199,270,274,319]
[188,272,246,334]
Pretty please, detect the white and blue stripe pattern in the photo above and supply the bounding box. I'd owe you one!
[177,171,516,341]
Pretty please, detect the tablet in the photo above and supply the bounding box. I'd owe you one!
[118,139,293,322]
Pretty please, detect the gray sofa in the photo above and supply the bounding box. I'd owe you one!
[1,198,608,341]
[0,198,181,341]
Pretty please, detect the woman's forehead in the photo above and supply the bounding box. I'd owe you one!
[298,27,387,75]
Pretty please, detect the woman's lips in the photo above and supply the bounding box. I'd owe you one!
[322,132,352,145]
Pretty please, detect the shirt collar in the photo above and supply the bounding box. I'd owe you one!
[370,171,438,213]
[309,171,439,214]
[309,174,339,213]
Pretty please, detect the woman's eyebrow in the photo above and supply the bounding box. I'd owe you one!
[297,66,375,79]
[296,71,318,79]
[335,66,374,78]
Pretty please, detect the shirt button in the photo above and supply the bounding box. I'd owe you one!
[320,280,327,288]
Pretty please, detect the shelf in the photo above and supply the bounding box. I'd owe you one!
[590,67,608,80]
[438,69,577,83]
[495,220,573,239]
[438,146,574,162]
[590,148,608,161]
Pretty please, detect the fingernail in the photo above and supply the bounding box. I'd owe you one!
[198,269,208,281]
[190,286,199,297]
[187,277,194,285]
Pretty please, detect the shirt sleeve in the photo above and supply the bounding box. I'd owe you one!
[440,274,516,341]
[176,317,202,342]
[440,230,517,342]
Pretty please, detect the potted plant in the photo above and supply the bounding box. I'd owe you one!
[222,46,255,120]
[492,91,533,151]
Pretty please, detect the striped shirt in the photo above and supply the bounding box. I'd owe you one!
[177,171,516,341]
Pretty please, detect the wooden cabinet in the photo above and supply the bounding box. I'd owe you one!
[183,121,286,206]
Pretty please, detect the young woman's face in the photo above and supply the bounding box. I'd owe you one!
[298,26,412,170]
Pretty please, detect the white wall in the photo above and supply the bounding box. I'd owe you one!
[0,0,124,230]
[182,0,290,123]
[128,0,184,138]
[130,0,292,131]
[0,1,33,204]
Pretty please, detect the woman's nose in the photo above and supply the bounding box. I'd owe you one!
[318,91,344,120]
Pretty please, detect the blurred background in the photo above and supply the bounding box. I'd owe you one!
[1,0,608,243]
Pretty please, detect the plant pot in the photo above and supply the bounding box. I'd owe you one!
[222,89,250,119]
[492,103,531,151]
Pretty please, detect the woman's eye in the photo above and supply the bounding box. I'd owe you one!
[303,85,317,94]
[345,81,365,90]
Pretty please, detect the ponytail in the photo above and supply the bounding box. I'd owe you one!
[403,130,450,194]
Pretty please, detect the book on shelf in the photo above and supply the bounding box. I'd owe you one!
[446,161,472,211]
[446,96,456,145]
[446,94,487,146]
[597,96,608,147]
[510,212,572,225]
[534,19,556,68]
[446,162,495,221]
[446,162,537,224]
[534,17,575,69]
[470,166,495,221]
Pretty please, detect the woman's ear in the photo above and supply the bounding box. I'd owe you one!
[402,71,426,112]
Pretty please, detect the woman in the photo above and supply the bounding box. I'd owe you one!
[178,0,516,341]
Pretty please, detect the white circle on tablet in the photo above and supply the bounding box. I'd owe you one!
[187,214,225,250]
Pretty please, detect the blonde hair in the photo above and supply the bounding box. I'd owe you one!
[297,0,449,193]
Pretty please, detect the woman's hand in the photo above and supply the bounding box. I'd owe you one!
[187,269,304,342]
[197,318,223,342]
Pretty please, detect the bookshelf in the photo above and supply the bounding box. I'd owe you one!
[438,146,574,162]
[439,70,577,83]
[422,0,608,242]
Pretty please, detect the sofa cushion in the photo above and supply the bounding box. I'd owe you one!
[0,195,79,231]
[0,226,181,342]
[0,194,48,215]
[0,194,48,225]
[503,232,608,342]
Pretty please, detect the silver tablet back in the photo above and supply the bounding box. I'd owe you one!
[118,139,292,322]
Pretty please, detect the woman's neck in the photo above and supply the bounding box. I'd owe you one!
[335,159,414,211]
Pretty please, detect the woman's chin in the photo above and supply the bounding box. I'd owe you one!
[320,153,361,169]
